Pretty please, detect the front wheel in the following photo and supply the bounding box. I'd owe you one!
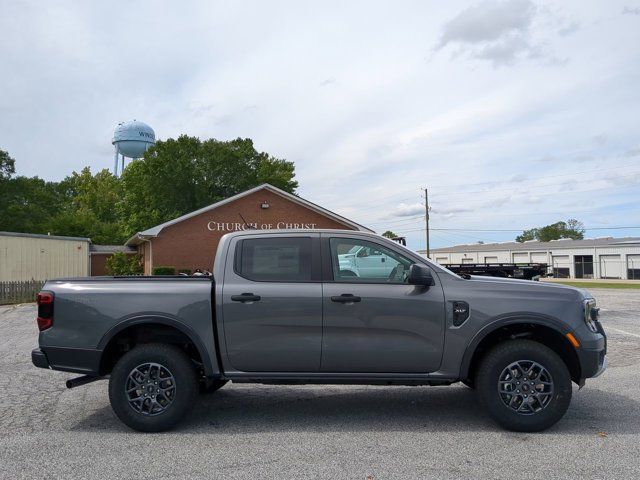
[476,339,572,432]
[109,344,198,432]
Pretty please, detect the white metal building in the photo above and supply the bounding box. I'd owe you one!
[420,237,640,280]
[0,232,90,282]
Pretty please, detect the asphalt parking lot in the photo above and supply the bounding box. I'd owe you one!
[1,288,639,479]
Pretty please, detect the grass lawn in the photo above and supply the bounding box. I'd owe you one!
[545,281,640,289]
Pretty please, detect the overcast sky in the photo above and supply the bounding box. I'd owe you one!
[1,0,639,249]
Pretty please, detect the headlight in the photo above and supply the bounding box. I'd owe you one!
[584,299,598,333]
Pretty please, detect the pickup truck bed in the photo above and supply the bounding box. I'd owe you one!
[34,276,217,377]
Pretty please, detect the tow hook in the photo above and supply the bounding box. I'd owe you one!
[65,375,104,389]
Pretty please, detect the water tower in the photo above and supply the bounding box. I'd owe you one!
[112,120,156,176]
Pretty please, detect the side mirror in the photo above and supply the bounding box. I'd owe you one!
[408,263,435,286]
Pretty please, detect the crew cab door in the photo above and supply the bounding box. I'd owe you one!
[321,235,445,373]
[221,233,322,372]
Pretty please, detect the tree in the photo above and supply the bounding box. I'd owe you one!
[0,162,124,242]
[105,252,143,276]
[382,230,398,239]
[119,136,298,237]
[0,176,63,234]
[0,150,15,180]
[515,228,538,243]
[516,219,585,242]
[50,167,125,244]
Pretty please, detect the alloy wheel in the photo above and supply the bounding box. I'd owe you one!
[126,362,176,416]
[498,360,554,415]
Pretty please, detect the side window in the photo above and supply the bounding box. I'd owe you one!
[238,237,312,282]
[329,238,413,283]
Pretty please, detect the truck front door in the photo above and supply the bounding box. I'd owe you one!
[321,235,445,373]
[221,234,322,372]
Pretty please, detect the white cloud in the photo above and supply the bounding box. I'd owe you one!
[394,203,424,217]
[624,147,640,157]
[435,0,542,66]
[436,0,536,47]
[558,21,580,36]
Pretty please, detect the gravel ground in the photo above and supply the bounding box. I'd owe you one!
[1,288,639,479]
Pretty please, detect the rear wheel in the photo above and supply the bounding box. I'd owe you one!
[476,339,572,432]
[109,344,198,432]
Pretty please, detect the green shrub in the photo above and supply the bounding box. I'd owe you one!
[105,253,143,276]
[152,266,176,275]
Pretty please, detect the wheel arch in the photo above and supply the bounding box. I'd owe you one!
[97,315,216,377]
[460,314,582,385]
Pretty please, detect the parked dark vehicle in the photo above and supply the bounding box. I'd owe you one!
[32,230,606,432]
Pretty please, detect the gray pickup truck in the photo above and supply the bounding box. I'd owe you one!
[32,229,606,432]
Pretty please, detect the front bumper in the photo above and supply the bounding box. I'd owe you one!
[576,320,607,384]
[577,345,607,380]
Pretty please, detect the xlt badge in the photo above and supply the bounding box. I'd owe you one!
[452,301,470,326]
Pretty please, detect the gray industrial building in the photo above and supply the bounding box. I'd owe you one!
[420,237,640,280]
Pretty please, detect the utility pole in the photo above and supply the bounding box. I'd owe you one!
[424,188,430,258]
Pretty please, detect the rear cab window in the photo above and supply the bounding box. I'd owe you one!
[235,237,316,282]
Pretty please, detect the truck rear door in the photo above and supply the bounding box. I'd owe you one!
[220,233,322,372]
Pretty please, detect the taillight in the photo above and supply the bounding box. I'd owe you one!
[37,291,54,331]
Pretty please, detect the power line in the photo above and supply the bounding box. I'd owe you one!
[350,161,640,209]
[433,226,640,232]
[428,206,615,219]
[427,162,640,195]
[426,178,640,210]
[352,171,640,224]
[428,170,640,199]
[394,225,640,234]
[365,214,424,226]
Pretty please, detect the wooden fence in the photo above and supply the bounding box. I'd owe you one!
[0,280,45,305]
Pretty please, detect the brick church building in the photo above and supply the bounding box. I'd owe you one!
[114,184,371,275]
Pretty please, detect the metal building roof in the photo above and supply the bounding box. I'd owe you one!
[89,245,138,254]
[0,231,91,242]
[420,236,640,254]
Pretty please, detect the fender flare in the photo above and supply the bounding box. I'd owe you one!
[458,313,574,380]
[97,314,216,376]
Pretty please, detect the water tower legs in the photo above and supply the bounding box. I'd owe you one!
[113,147,119,176]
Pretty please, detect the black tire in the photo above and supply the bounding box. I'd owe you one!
[199,379,228,394]
[476,339,572,432]
[109,343,198,432]
[461,379,474,389]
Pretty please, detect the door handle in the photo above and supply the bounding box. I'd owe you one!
[231,293,261,303]
[331,294,361,303]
